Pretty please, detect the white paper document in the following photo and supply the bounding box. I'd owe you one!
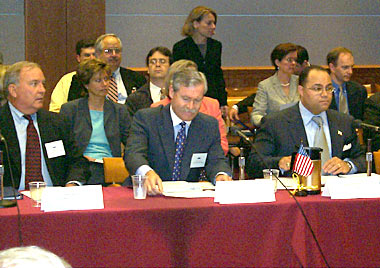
[40,185,104,212]
[322,173,380,199]
[214,180,275,204]
[162,181,215,198]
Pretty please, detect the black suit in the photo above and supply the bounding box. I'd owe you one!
[67,67,146,102]
[173,37,227,106]
[329,80,367,120]
[247,103,365,178]
[124,104,230,183]
[125,83,153,117]
[363,92,380,151]
[0,103,69,188]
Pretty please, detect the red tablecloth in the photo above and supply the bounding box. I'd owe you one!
[1,187,380,267]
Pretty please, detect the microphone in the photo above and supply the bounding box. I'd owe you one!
[230,126,254,147]
[0,132,5,143]
[353,119,380,132]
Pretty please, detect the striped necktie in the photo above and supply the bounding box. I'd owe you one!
[172,122,187,180]
[338,86,348,114]
[24,115,43,189]
[312,116,330,168]
[107,74,118,102]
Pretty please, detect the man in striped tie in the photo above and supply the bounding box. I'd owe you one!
[94,33,146,104]
[0,61,71,190]
[247,65,365,178]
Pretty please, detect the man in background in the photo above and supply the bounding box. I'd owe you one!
[95,33,146,104]
[125,46,172,116]
[327,47,367,120]
[49,39,96,112]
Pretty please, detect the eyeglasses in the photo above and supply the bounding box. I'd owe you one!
[305,85,334,93]
[104,48,121,55]
[149,59,168,65]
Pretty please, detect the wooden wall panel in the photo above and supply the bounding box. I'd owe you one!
[25,0,66,109]
[25,0,105,109]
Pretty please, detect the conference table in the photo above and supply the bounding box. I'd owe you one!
[1,186,380,267]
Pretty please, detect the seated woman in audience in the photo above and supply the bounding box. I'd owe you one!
[251,43,299,126]
[152,59,229,155]
[60,59,131,185]
[172,6,228,117]
[0,64,9,107]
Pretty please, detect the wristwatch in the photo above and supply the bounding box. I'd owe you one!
[344,161,353,173]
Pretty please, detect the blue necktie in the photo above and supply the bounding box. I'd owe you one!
[172,122,186,180]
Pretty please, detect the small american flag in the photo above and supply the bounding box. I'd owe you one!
[293,144,314,177]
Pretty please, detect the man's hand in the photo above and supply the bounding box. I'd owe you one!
[228,107,240,121]
[216,174,233,181]
[323,157,350,175]
[145,170,163,195]
[221,105,229,119]
[278,156,292,171]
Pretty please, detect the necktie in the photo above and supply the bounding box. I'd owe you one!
[172,122,186,180]
[24,115,43,189]
[107,75,118,102]
[338,86,348,114]
[312,116,330,167]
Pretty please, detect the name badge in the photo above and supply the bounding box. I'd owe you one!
[190,153,207,168]
[45,140,66,158]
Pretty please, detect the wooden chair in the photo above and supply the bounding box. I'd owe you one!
[103,157,129,186]
[373,150,380,174]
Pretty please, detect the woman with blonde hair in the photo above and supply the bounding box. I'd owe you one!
[172,6,228,117]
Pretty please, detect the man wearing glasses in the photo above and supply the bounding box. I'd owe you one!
[125,47,172,117]
[95,34,146,104]
[247,65,365,178]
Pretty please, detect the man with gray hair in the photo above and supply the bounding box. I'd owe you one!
[125,69,231,195]
[95,33,146,104]
[0,61,69,190]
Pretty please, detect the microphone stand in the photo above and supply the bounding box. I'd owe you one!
[231,126,330,268]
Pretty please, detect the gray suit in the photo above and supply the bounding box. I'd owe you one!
[251,73,299,126]
[247,103,365,178]
[124,104,230,183]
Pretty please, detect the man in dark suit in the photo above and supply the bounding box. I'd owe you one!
[125,69,231,195]
[327,47,367,120]
[247,65,365,178]
[95,33,146,103]
[0,61,69,189]
[125,46,172,117]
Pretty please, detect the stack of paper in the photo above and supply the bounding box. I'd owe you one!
[162,181,215,198]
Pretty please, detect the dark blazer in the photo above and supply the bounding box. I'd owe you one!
[67,67,146,102]
[0,103,68,188]
[125,83,153,117]
[60,97,131,158]
[124,104,230,183]
[247,103,365,178]
[363,92,380,151]
[329,80,367,120]
[120,67,147,96]
[173,37,227,106]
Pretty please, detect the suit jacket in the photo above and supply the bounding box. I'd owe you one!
[329,80,367,120]
[0,103,68,188]
[125,83,153,117]
[60,97,131,157]
[247,103,365,178]
[363,92,380,151]
[60,97,131,183]
[66,67,146,102]
[173,37,227,106]
[251,73,299,126]
[124,104,230,183]
[120,67,147,96]
[152,97,229,155]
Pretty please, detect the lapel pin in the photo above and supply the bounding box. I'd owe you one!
[337,130,342,136]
